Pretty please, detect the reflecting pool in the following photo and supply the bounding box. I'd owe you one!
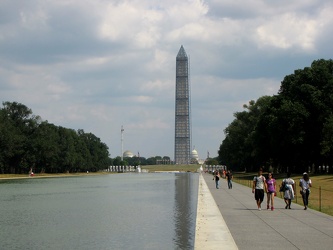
[0,173,199,250]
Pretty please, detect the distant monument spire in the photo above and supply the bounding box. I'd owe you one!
[121,125,124,161]
[174,45,191,164]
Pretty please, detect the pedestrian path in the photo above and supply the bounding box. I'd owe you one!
[200,172,333,250]
[195,174,238,250]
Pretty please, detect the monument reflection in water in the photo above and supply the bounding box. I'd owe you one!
[174,172,198,248]
[0,172,199,250]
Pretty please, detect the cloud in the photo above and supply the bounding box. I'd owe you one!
[256,13,317,51]
[1,0,332,159]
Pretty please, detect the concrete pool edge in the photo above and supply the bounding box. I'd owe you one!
[194,173,238,249]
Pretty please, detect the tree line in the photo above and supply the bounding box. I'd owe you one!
[112,155,172,167]
[0,102,111,174]
[218,59,333,174]
[0,101,177,174]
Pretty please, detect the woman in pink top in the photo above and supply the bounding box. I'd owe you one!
[266,172,276,211]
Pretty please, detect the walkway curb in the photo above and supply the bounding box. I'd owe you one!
[195,174,238,249]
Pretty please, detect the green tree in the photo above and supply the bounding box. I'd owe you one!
[275,59,333,172]
[78,130,110,171]
[219,59,333,174]
[219,96,272,171]
[0,101,112,174]
[205,157,219,165]
[321,115,333,162]
[0,102,40,173]
[112,156,122,166]
[31,122,60,173]
[255,96,309,173]
[57,127,78,173]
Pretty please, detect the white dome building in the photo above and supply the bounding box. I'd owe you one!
[191,149,199,163]
[123,150,134,158]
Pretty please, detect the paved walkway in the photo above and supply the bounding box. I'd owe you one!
[197,172,333,250]
[195,174,238,250]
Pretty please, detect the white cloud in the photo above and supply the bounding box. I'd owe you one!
[0,0,332,159]
[19,7,49,30]
[256,13,318,51]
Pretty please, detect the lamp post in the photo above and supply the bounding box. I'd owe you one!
[121,125,124,161]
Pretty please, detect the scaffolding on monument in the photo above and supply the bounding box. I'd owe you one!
[174,45,191,164]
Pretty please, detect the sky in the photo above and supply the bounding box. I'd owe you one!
[1,0,333,161]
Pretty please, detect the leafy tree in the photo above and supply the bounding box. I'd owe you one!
[78,130,110,172]
[57,127,78,173]
[255,96,310,173]
[275,59,333,172]
[0,102,112,174]
[219,97,272,171]
[112,156,122,166]
[205,157,219,165]
[146,157,157,165]
[31,122,60,173]
[321,115,333,161]
[0,102,40,173]
[219,59,333,174]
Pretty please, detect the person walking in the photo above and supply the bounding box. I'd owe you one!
[252,168,267,210]
[299,172,312,210]
[265,172,276,211]
[282,172,295,209]
[226,170,233,189]
[213,170,220,189]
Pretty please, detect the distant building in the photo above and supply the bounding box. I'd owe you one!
[191,149,199,164]
[174,45,191,164]
[123,150,134,158]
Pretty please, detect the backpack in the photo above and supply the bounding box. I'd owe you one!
[279,181,286,192]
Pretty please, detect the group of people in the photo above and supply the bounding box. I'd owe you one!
[213,170,233,189]
[252,168,312,211]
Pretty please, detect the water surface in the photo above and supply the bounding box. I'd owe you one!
[0,173,198,250]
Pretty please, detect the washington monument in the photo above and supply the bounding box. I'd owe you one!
[174,45,191,164]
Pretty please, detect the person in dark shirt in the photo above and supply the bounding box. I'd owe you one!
[213,170,220,189]
[226,170,233,189]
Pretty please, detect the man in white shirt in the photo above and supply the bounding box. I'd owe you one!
[252,168,267,210]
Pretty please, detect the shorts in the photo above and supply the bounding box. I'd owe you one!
[255,189,265,201]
